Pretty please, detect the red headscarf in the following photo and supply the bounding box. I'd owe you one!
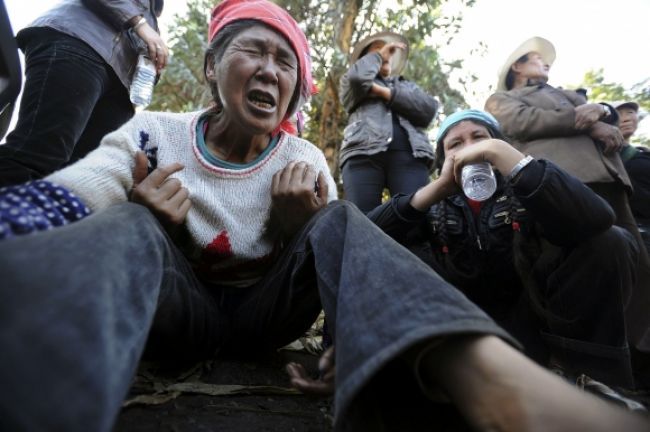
[208,0,316,135]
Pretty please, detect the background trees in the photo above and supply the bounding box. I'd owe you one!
[578,69,650,146]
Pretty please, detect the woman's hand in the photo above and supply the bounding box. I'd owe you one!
[409,155,458,211]
[451,139,524,184]
[286,346,335,396]
[271,162,329,239]
[130,152,191,231]
[378,42,406,63]
[134,20,169,71]
[574,104,605,130]
[589,122,624,155]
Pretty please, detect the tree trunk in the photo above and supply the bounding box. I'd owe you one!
[318,73,343,181]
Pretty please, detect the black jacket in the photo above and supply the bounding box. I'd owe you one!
[368,159,615,318]
[338,52,438,168]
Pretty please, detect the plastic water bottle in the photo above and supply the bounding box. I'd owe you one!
[461,162,497,201]
[129,54,156,109]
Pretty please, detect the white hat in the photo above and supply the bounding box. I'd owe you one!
[350,31,409,76]
[496,36,556,91]
[610,100,639,112]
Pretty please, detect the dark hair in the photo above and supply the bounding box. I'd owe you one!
[504,53,529,91]
[433,119,506,172]
[203,19,301,115]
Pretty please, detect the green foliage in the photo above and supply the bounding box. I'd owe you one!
[579,69,650,111]
[149,0,213,112]
[577,69,650,146]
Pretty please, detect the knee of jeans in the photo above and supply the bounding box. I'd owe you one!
[319,200,363,220]
[103,202,165,237]
[306,200,364,236]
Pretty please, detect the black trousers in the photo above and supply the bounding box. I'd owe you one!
[0,28,133,187]
[342,149,430,213]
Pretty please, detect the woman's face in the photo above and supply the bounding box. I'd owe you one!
[366,40,391,77]
[512,51,549,82]
[617,107,639,140]
[442,120,491,159]
[208,25,298,135]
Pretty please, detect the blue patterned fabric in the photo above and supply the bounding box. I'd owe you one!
[0,180,91,240]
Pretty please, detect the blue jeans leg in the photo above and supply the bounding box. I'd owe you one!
[297,201,515,427]
[0,203,218,432]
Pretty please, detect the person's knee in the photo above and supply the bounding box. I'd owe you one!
[303,200,367,242]
[316,200,364,222]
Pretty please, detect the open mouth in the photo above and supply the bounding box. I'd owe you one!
[248,89,276,110]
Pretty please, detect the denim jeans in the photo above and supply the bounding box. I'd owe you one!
[342,150,430,213]
[0,28,134,187]
[0,202,511,431]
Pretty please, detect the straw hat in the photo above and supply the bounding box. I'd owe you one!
[496,36,556,91]
[350,31,409,76]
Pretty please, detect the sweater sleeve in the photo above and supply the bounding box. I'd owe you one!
[46,126,140,212]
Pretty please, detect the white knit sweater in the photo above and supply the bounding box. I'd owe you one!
[47,110,338,287]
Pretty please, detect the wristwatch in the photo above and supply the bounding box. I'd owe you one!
[601,104,612,119]
[507,155,534,183]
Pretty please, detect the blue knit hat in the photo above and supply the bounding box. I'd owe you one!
[434,109,503,170]
[436,109,501,145]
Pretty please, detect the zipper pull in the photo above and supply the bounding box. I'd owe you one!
[476,235,483,250]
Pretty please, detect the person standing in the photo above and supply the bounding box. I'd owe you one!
[485,37,650,382]
[0,0,168,187]
[339,31,438,213]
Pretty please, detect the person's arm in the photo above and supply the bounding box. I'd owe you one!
[339,53,382,113]
[80,0,144,30]
[270,162,330,241]
[0,120,144,240]
[588,121,624,155]
[512,160,615,246]
[46,124,143,212]
[129,152,191,235]
[446,138,615,245]
[81,0,168,70]
[485,92,578,141]
[388,80,439,128]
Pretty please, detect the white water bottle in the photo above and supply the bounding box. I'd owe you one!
[461,162,497,201]
[129,54,156,109]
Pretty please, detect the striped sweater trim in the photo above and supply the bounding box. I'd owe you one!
[190,112,288,177]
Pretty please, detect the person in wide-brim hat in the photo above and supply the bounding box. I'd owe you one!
[338,30,439,213]
[496,36,556,92]
[350,31,410,76]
